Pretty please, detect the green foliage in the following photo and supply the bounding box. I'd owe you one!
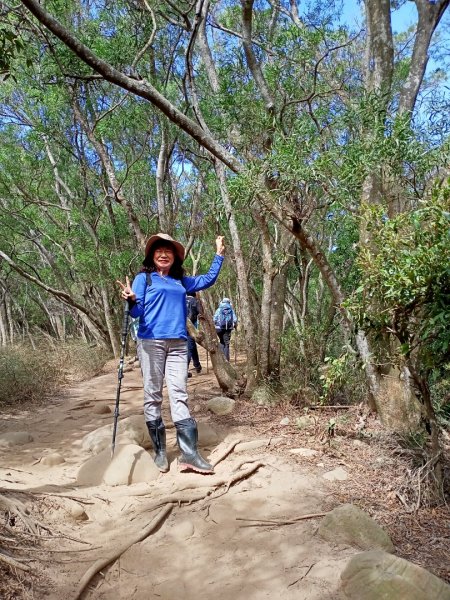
[0,11,32,80]
[319,353,351,403]
[348,189,450,375]
[430,365,450,426]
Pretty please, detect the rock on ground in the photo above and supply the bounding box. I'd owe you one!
[319,504,395,552]
[207,396,235,415]
[341,550,450,600]
[80,414,151,454]
[76,443,160,486]
[41,452,65,466]
[0,431,33,447]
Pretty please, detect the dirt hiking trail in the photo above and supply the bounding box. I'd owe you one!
[0,351,448,600]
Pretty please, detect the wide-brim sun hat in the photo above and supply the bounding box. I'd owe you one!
[144,233,185,262]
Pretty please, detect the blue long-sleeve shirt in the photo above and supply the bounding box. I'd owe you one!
[129,254,224,340]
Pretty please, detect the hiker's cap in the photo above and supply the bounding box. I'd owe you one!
[222,297,231,303]
[145,233,185,262]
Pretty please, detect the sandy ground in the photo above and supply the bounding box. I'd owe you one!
[0,351,377,599]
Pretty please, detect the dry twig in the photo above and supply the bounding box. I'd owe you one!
[237,512,327,527]
[0,552,31,572]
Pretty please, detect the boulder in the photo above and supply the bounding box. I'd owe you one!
[207,396,235,416]
[76,443,160,486]
[81,414,151,455]
[41,452,65,466]
[0,432,34,447]
[341,550,450,600]
[251,386,279,407]
[319,504,394,552]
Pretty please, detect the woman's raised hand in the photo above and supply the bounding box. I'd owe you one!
[216,235,225,256]
[116,276,136,302]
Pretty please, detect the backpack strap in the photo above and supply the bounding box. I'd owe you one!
[145,271,186,291]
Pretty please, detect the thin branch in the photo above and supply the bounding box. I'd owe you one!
[131,0,158,71]
[19,0,243,174]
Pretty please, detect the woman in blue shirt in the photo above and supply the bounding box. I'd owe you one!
[118,233,225,474]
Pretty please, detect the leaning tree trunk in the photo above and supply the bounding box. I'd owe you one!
[189,294,242,396]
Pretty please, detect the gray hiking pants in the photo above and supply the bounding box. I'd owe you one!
[137,338,191,422]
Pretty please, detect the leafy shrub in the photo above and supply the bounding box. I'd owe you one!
[0,341,110,407]
[281,326,366,406]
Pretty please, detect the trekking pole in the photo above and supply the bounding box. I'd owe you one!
[111,300,130,458]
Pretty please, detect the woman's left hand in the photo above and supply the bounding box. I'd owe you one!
[216,235,225,256]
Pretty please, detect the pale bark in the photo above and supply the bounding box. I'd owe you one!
[19,0,243,174]
[290,220,352,341]
[360,0,450,429]
[0,305,6,346]
[0,250,110,346]
[215,162,258,392]
[268,232,294,378]
[101,286,119,358]
[196,5,259,391]
[398,0,450,115]
[156,121,169,232]
[189,297,241,396]
[72,98,146,249]
[364,0,394,92]
[253,211,273,379]
[241,0,275,111]
[5,296,14,344]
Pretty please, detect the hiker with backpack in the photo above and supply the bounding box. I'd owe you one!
[117,233,225,475]
[186,292,202,377]
[214,297,238,361]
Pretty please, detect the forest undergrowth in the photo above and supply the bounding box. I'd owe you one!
[0,341,111,407]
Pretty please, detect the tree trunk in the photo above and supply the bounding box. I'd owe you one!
[156,121,169,232]
[101,286,119,358]
[268,264,289,379]
[0,305,7,347]
[215,162,258,393]
[254,213,273,379]
[190,295,242,396]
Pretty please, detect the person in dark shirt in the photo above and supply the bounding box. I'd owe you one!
[186,292,202,377]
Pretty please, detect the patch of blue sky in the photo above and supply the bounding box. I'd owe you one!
[338,0,449,89]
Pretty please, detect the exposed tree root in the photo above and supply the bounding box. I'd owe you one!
[74,504,174,600]
[236,511,327,527]
[75,462,264,598]
[211,439,242,467]
[0,552,32,572]
[0,493,39,535]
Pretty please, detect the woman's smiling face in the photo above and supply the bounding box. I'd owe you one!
[153,244,175,274]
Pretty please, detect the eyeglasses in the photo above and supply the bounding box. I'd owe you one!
[154,247,174,255]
